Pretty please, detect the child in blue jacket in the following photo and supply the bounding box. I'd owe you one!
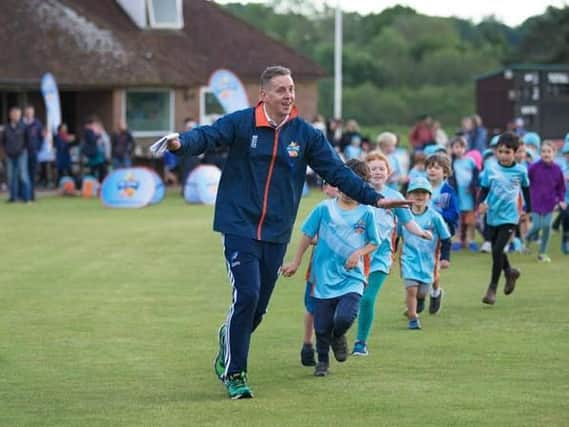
[425,152,459,314]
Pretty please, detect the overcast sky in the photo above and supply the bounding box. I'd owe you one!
[214,0,568,27]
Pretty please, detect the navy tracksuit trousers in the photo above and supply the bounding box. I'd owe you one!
[222,234,287,376]
[313,292,361,364]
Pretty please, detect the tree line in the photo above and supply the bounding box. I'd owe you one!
[222,2,569,127]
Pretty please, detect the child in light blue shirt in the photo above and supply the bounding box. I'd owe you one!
[450,137,479,251]
[300,182,339,367]
[478,132,531,305]
[282,159,379,377]
[399,177,451,330]
[352,152,431,356]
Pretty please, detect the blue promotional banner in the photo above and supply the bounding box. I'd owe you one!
[100,168,162,208]
[41,73,62,134]
[208,69,249,113]
[184,165,221,205]
[39,73,61,162]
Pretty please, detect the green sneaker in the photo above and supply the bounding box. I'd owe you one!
[225,372,254,399]
[213,324,226,382]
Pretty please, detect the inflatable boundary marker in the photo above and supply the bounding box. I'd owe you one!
[100,167,165,208]
[184,165,222,205]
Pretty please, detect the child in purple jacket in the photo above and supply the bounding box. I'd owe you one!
[525,141,567,262]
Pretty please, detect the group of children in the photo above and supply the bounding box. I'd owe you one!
[282,131,569,378]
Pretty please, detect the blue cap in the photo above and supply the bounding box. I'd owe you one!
[489,135,500,147]
[522,132,541,149]
[565,132,569,145]
[424,144,447,157]
[562,140,569,154]
[407,177,432,194]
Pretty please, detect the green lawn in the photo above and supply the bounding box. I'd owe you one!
[1,192,568,426]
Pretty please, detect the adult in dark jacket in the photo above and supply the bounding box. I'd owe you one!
[23,105,43,200]
[111,119,135,169]
[54,123,76,184]
[165,66,410,399]
[2,107,31,202]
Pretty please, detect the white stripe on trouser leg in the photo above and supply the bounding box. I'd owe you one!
[223,258,237,378]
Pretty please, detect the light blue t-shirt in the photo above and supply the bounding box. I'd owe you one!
[302,199,379,299]
[398,207,450,284]
[408,167,427,182]
[480,162,530,226]
[344,145,362,160]
[386,152,402,190]
[453,157,476,212]
[370,186,413,274]
[480,156,498,183]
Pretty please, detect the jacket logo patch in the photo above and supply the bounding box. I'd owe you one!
[354,219,366,234]
[287,142,300,158]
[250,135,258,149]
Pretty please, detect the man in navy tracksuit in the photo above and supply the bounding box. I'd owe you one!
[167,66,409,399]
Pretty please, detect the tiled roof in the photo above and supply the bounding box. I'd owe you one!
[0,0,323,88]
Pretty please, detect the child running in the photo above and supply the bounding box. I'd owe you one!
[525,141,566,262]
[478,132,532,305]
[352,152,432,356]
[450,136,479,251]
[425,152,459,313]
[300,182,339,367]
[282,159,379,377]
[399,177,451,329]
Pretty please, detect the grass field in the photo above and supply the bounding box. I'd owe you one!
[1,191,568,426]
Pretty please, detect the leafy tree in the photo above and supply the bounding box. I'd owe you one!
[220,2,568,126]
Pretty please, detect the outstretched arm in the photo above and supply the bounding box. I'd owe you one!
[404,220,432,240]
[282,234,314,277]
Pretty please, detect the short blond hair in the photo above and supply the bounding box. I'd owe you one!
[365,150,392,175]
[376,132,397,149]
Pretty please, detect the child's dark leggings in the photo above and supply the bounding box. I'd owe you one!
[314,293,361,364]
[488,224,516,289]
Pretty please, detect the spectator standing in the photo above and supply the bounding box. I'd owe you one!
[111,119,135,169]
[339,120,362,154]
[54,123,76,184]
[469,115,488,153]
[82,118,107,182]
[409,115,434,151]
[432,121,449,147]
[23,105,43,200]
[2,107,31,203]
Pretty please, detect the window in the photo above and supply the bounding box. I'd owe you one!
[148,0,183,29]
[126,90,174,136]
[116,0,183,29]
[199,87,224,125]
[546,72,569,97]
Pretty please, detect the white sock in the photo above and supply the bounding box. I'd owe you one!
[431,288,441,298]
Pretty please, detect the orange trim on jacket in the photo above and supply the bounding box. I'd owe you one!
[254,102,299,240]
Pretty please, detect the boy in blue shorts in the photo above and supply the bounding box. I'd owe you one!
[399,177,451,329]
[283,159,379,376]
[478,132,532,305]
[300,182,339,367]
